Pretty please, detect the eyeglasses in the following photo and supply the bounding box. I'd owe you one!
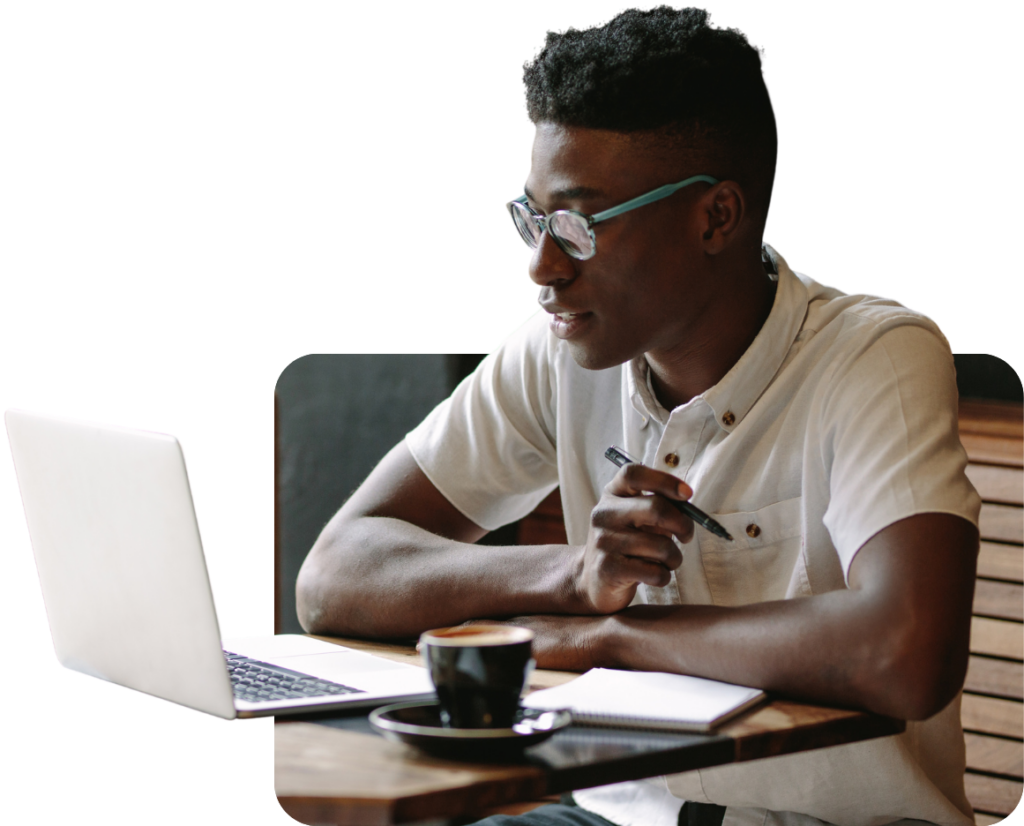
[506,174,719,261]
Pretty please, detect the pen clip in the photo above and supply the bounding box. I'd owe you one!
[605,445,640,468]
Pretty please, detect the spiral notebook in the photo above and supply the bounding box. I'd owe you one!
[521,668,766,733]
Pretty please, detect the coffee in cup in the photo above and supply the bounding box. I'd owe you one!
[419,625,535,729]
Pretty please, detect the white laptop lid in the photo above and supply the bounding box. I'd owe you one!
[5,410,237,719]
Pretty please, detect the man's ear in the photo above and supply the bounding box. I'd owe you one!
[700,182,745,254]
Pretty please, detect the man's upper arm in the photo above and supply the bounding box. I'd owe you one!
[820,319,982,580]
[847,511,979,718]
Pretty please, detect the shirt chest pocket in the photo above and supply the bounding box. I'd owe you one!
[698,497,808,607]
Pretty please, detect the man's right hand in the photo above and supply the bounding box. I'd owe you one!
[577,464,695,614]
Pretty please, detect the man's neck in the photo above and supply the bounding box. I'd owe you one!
[645,260,777,412]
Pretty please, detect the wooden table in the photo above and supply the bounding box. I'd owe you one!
[275,637,905,826]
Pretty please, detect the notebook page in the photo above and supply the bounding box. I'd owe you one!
[522,668,764,728]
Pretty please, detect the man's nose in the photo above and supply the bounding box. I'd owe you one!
[528,231,577,287]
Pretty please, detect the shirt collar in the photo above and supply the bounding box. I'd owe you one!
[626,252,809,432]
[628,355,669,426]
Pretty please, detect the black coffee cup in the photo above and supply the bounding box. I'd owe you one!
[420,625,535,729]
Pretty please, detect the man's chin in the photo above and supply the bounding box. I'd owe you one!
[565,341,633,372]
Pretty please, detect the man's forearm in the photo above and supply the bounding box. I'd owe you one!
[597,596,914,715]
[296,515,588,638]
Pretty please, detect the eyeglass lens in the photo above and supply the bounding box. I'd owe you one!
[510,202,594,260]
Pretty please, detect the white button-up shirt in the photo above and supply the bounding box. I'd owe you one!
[407,254,980,826]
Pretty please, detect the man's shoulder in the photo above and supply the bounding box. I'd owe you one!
[793,270,947,346]
[771,265,956,409]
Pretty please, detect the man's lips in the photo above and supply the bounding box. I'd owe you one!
[545,307,593,339]
[539,296,588,318]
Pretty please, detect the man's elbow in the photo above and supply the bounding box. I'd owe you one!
[867,629,969,720]
[295,548,330,635]
[923,684,965,720]
[295,513,359,636]
[892,666,965,721]
[295,515,377,636]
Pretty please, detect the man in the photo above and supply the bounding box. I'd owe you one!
[296,8,981,826]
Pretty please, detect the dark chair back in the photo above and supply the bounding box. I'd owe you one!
[275,354,479,634]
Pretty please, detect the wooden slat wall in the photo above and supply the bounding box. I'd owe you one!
[960,401,1024,470]
[960,400,1023,823]
[968,465,1024,507]
[516,401,1024,822]
[978,542,1023,584]
[972,618,1023,661]
[966,733,1024,776]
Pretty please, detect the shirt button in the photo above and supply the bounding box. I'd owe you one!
[746,524,761,538]
[722,411,736,426]
[664,453,680,468]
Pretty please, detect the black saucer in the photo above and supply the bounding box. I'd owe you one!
[369,701,572,761]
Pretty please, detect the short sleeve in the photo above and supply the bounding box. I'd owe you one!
[405,313,561,531]
[820,315,982,578]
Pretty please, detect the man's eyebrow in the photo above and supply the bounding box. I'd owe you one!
[523,184,607,203]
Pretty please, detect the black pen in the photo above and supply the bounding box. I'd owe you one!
[604,445,733,541]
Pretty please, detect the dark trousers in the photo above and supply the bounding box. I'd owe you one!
[471,799,727,826]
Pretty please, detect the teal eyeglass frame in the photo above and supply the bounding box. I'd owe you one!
[507,173,719,260]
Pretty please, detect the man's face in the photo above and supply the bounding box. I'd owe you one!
[524,122,716,371]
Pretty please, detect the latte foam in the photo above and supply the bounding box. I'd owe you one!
[420,625,534,647]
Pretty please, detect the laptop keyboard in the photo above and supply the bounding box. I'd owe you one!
[224,651,365,704]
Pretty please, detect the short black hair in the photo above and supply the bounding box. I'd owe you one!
[523,7,777,220]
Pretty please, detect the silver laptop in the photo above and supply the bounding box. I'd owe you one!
[5,409,435,719]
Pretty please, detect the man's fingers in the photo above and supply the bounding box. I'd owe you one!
[592,487,694,544]
[606,463,692,501]
[598,528,684,571]
[581,466,695,612]
[610,556,675,589]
